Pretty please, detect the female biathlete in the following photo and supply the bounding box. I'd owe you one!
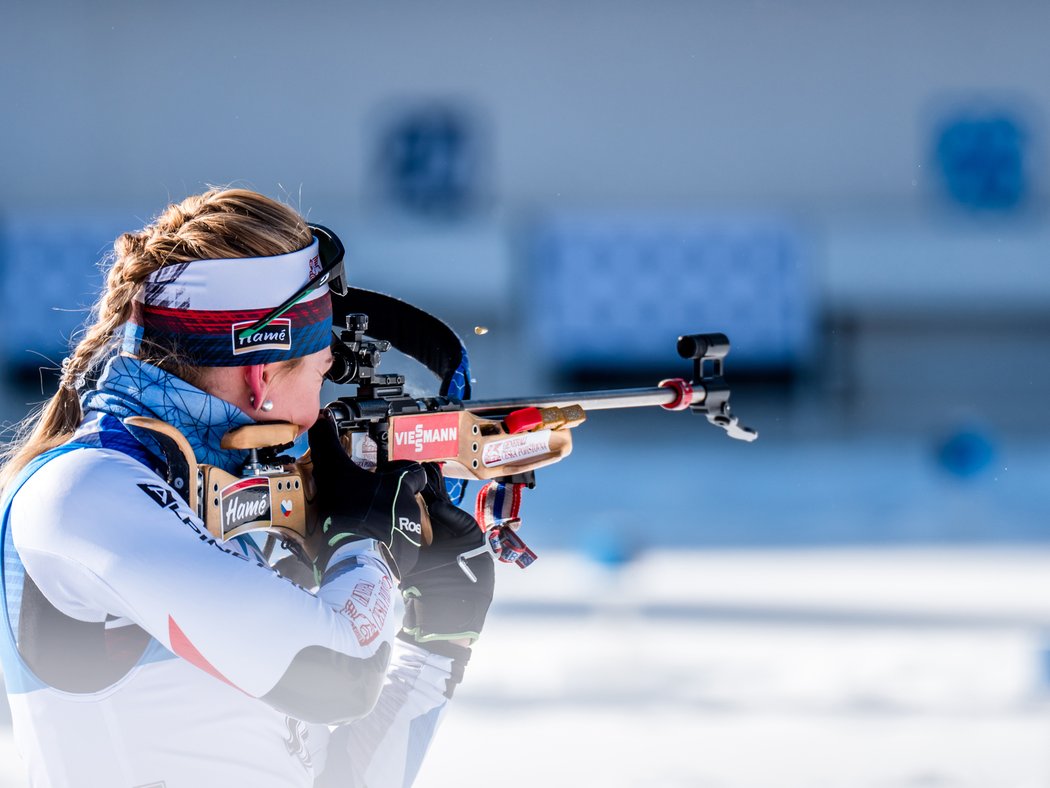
[0,188,493,786]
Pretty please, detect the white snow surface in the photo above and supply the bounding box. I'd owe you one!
[1,547,1048,787]
[415,548,1050,788]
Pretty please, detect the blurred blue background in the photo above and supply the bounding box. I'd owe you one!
[2,0,1048,549]
[1,3,1049,785]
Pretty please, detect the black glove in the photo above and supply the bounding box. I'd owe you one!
[400,464,494,646]
[307,415,428,579]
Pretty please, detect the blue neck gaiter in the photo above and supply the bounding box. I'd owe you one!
[81,355,254,474]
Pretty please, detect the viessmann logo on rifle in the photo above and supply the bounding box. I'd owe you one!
[219,477,271,538]
[390,412,459,461]
[231,319,292,355]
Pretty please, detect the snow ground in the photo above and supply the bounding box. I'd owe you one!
[0,551,1047,787]
[415,548,1050,788]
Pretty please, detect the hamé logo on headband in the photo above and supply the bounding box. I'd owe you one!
[232,318,293,355]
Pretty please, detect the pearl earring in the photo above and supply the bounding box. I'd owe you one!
[249,395,274,413]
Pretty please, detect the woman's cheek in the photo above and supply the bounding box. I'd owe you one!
[300,387,324,431]
[301,407,321,432]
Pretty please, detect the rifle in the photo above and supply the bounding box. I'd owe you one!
[128,299,757,574]
[324,313,757,480]
[316,311,757,573]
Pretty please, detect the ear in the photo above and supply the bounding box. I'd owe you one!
[243,364,268,412]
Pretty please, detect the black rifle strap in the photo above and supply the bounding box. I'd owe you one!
[332,287,472,400]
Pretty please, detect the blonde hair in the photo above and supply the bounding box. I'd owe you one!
[0,188,312,490]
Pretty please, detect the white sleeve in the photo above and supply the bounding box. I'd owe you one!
[317,637,463,788]
[10,447,399,723]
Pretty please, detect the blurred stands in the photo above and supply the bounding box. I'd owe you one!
[526,213,816,384]
[0,214,130,383]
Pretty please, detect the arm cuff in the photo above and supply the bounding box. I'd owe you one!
[323,539,391,584]
[397,631,472,698]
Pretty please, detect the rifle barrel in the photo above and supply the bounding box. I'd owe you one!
[466,385,704,414]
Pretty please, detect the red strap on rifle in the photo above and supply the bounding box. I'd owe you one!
[474,481,537,569]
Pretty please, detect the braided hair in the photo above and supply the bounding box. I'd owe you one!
[0,188,312,490]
